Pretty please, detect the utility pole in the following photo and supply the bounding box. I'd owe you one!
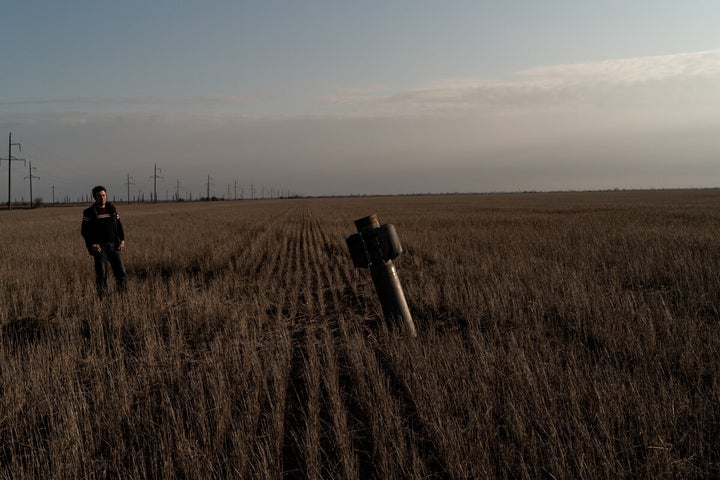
[175,179,182,201]
[206,175,214,200]
[149,164,163,203]
[24,162,40,208]
[52,185,56,204]
[0,133,25,210]
[124,173,135,203]
[234,180,238,200]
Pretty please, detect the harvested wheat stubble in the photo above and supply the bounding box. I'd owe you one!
[1,190,719,479]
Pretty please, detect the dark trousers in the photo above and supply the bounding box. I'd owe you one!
[94,245,128,298]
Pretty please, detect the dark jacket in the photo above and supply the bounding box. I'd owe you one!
[81,202,125,255]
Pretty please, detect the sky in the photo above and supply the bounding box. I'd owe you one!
[1,0,719,201]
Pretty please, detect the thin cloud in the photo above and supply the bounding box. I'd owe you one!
[5,50,719,122]
[519,49,720,85]
[325,49,720,117]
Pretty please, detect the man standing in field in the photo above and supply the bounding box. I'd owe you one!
[81,186,127,299]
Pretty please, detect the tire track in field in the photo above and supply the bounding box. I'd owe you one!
[280,207,359,478]
[279,208,315,477]
[303,211,378,476]
[304,212,369,477]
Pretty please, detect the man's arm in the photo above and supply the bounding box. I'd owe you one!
[81,212,91,245]
[115,209,126,250]
[81,209,100,254]
[116,217,125,242]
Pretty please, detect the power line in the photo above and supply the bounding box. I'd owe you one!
[0,132,25,209]
[206,174,214,200]
[125,173,135,203]
[149,163,163,203]
[175,179,183,201]
[24,161,40,208]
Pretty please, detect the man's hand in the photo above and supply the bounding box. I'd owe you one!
[118,240,125,251]
[92,244,102,254]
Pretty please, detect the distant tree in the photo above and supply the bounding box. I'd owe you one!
[33,197,44,208]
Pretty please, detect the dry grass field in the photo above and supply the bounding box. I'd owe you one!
[1,190,719,479]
